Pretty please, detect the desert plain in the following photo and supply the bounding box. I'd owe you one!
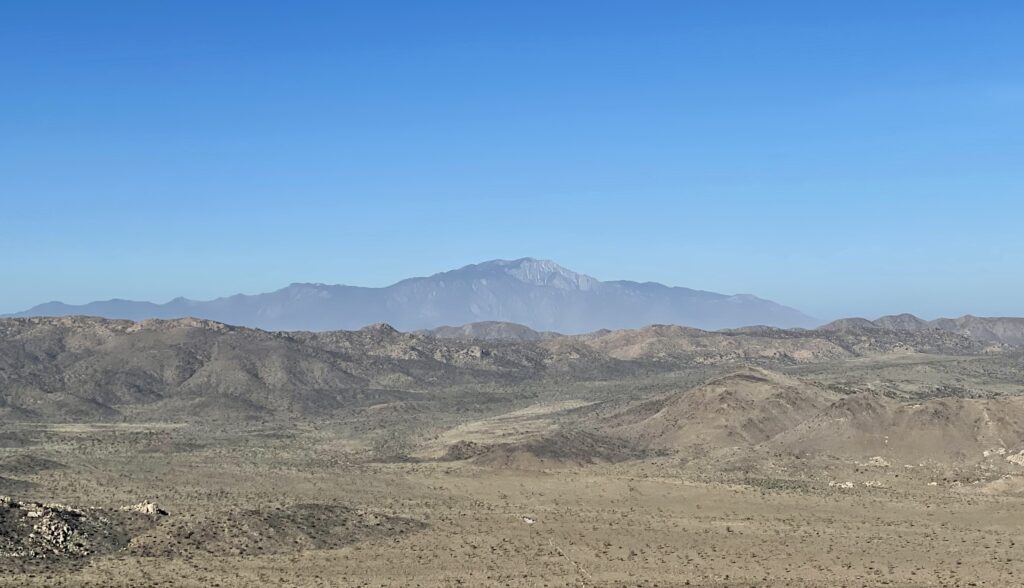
[2,316,1024,586]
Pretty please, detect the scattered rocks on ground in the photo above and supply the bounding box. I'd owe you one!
[1006,451,1024,466]
[1,498,89,558]
[1,496,161,564]
[119,500,168,516]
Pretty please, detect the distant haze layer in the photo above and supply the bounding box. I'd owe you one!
[7,258,815,333]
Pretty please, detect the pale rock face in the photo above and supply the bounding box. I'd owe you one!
[496,259,599,291]
[120,500,168,516]
[1006,451,1024,466]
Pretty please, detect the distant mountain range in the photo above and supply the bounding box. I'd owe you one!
[6,258,817,333]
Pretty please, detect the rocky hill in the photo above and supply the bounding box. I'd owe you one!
[0,317,555,421]
[822,313,1024,346]
[0,316,1011,422]
[606,368,840,450]
[769,392,1024,463]
[595,366,1024,466]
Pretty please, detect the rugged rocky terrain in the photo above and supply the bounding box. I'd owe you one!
[824,313,1024,345]
[0,496,164,570]
[3,315,1024,585]
[418,321,562,341]
[0,315,1004,422]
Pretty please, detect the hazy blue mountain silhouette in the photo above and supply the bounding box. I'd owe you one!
[10,258,816,333]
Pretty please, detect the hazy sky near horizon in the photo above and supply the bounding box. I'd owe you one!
[2,1,1023,321]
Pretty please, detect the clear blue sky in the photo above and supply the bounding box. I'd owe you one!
[2,1,1022,320]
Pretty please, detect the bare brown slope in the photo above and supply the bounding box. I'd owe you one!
[770,392,1024,463]
[608,367,839,450]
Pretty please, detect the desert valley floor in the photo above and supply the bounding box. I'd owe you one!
[2,316,1024,586]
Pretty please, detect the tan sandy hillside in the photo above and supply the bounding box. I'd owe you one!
[770,392,1024,463]
[607,367,839,450]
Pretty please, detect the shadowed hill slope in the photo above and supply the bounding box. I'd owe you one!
[0,317,556,421]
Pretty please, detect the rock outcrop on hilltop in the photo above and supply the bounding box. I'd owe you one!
[0,496,163,562]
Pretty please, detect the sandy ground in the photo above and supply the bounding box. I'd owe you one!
[2,420,1023,587]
